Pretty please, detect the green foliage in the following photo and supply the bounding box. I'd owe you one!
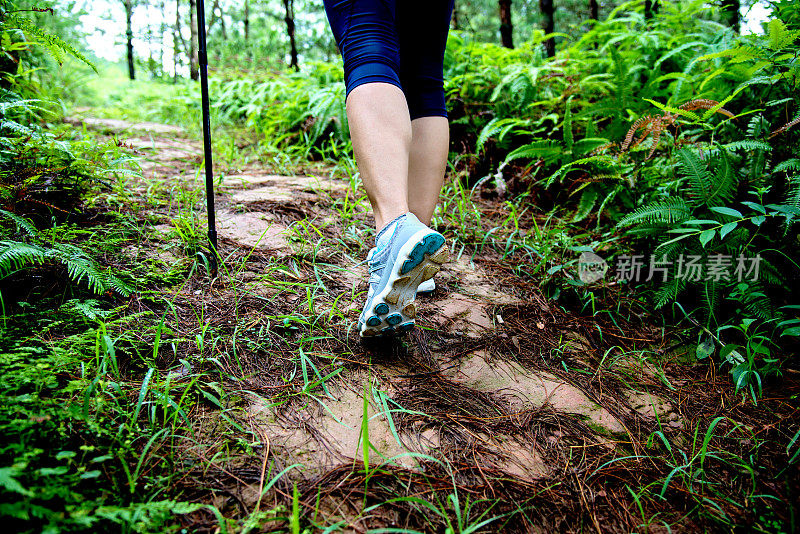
[0,238,133,296]
[2,12,96,72]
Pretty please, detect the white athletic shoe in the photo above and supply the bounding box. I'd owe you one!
[357,213,448,337]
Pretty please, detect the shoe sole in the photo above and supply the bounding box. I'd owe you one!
[360,229,448,337]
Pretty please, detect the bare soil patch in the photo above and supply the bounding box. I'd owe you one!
[75,116,799,533]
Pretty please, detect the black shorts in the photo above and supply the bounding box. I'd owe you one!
[323,0,455,119]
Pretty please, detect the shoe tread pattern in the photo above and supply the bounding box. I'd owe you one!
[360,232,448,337]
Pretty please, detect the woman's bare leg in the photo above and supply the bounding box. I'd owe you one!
[345,82,411,232]
[407,116,449,225]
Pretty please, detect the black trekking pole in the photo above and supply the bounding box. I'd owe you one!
[196,0,218,277]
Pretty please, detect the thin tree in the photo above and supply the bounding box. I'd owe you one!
[208,0,227,40]
[173,0,182,81]
[540,0,555,57]
[244,0,250,40]
[499,0,513,48]
[721,0,740,33]
[283,0,298,71]
[589,0,598,21]
[451,0,459,30]
[124,0,135,80]
[189,0,199,80]
[160,0,167,77]
[644,0,660,20]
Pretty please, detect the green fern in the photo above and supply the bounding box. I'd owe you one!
[676,148,737,206]
[653,276,688,308]
[476,117,531,153]
[0,240,133,296]
[608,46,632,123]
[785,176,800,211]
[0,209,36,236]
[617,197,691,226]
[563,97,574,154]
[504,139,561,165]
[773,159,800,174]
[4,14,97,72]
[571,186,598,223]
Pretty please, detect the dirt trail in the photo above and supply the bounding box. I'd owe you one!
[73,115,691,527]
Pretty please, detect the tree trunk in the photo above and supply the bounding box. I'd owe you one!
[174,0,181,81]
[124,0,135,80]
[244,0,250,40]
[208,0,226,39]
[498,0,513,49]
[589,0,598,20]
[189,0,199,81]
[721,0,740,33]
[644,0,660,20]
[147,5,155,76]
[160,0,166,77]
[283,0,298,71]
[451,0,459,30]
[540,0,555,57]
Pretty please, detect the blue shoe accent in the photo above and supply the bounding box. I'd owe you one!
[374,303,389,315]
[401,234,445,275]
[397,322,414,333]
[386,313,402,326]
[367,316,381,327]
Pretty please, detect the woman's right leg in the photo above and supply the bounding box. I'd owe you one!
[323,0,411,232]
[346,83,411,232]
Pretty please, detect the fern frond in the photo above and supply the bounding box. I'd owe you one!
[770,113,800,139]
[677,148,716,206]
[0,240,132,296]
[0,240,48,274]
[50,244,133,296]
[0,209,36,237]
[724,140,773,152]
[679,99,734,119]
[609,47,631,120]
[548,155,620,188]
[574,138,613,155]
[0,119,34,136]
[773,159,800,174]
[785,176,800,211]
[755,257,785,287]
[742,282,775,319]
[622,116,657,151]
[6,14,98,72]
[617,197,692,227]
[746,115,770,138]
[709,150,738,205]
[476,117,530,153]
[571,186,598,222]
[653,276,687,308]
[563,98,574,153]
[504,140,561,165]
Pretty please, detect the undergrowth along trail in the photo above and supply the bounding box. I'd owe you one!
[38,112,795,533]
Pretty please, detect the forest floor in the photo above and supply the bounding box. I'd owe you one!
[61,112,798,533]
